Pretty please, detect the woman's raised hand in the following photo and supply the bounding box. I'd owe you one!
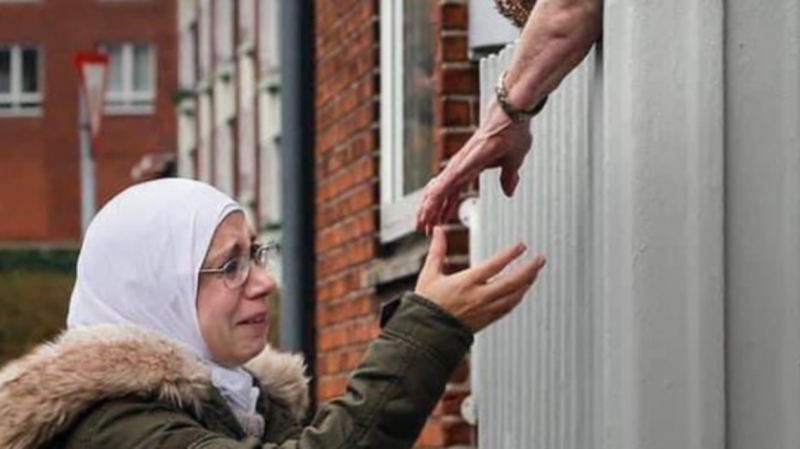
[415,227,546,333]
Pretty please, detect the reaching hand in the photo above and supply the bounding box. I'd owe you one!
[415,227,545,333]
[416,102,534,233]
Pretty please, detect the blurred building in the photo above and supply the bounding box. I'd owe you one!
[0,0,177,245]
[175,0,282,243]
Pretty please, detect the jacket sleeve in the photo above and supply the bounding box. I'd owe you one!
[69,292,474,449]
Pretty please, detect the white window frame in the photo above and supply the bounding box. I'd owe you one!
[379,0,429,242]
[0,45,42,117]
[102,43,156,115]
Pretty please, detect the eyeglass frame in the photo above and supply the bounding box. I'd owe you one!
[198,241,280,289]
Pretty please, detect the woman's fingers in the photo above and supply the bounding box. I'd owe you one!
[420,226,448,277]
[480,254,546,301]
[466,242,529,283]
[484,288,530,326]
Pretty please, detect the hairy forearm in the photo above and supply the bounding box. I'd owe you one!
[504,0,603,109]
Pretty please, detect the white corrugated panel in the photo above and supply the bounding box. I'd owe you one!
[474,2,731,448]
[726,1,800,447]
[474,44,601,449]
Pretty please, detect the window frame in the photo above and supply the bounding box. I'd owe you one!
[0,44,43,117]
[101,42,156,115]
[379,0,434,242]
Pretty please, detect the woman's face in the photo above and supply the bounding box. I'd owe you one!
[197,212,276,366]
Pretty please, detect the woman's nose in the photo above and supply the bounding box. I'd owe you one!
[245,262,277,299]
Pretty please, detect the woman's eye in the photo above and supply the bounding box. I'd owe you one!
[223,259,240,276]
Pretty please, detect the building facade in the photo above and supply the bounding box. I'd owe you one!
[0,0,177,245]
[314,1,479,447]
[175,0,282,237]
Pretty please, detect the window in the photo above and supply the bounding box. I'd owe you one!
[101,43,155,114]
[380,0,436,241]
[0,45,42,114]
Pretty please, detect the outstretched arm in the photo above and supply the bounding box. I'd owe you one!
[417,0,603,232]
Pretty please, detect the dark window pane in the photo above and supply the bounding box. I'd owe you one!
[0,49,10,94]
[133,44,153,93]
[402,0,435,196]
[104,44,124,95]
[21,48,38,94]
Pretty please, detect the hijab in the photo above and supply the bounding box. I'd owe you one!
[67,178,261,422]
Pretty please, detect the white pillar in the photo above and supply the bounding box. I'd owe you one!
[601,1,725,448]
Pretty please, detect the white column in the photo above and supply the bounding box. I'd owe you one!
[726,1,800,448]
[601,1,725,448]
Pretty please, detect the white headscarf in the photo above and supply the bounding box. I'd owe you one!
[68,178,260,417]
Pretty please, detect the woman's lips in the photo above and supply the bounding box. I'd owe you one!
[238,313,267,326]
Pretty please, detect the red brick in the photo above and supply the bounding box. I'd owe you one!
[316,183,377,230]
[317,374,348,402]
[317,293,375,327]
[316,157,376,204]
[440,34,469,63]
[440,3,468,29]
[316,236,376,278]
[317,102,377,155]
[316,266,370,302]
[442,419,474,446]
[316,346,367,376]
[0,1,177,243]
[439,66,479,95]
[442,99,474,127]
[417,421,446,447]
[437,388,470,416]
[317,318,378,351]
[316,210,376,252]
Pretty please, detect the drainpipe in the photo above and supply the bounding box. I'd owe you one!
[279,0,316,406]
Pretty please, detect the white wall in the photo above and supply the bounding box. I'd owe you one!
[471,0,800,447]
[726,2,800,448]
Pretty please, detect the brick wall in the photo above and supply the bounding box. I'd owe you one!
[0,0,177,244]
[314,0,478,447]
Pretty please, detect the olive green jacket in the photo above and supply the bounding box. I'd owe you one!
[0,293,473,449]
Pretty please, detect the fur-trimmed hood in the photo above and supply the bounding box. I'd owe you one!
[0,325,310,449]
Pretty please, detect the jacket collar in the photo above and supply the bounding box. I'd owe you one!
[0,324,309,449]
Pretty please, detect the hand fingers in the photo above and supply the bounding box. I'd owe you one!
[480,253,546,300]
[481,286,530,328]
[420,226,447,277]
[418,194,442,234]
[500,152,526,197]
[442,192,461,224]
[466,242,528,283]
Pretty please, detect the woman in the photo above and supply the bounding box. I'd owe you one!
[0,179,545,448]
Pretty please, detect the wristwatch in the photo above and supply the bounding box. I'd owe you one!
[494,70,548,123]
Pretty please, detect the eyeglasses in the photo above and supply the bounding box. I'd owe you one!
[199,241,280,289]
